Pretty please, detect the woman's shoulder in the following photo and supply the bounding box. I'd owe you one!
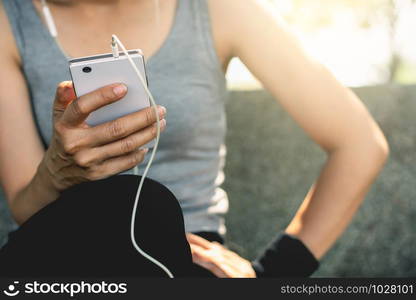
[205,0,265,71]
[0,0,21,66]
[206,0,275,60]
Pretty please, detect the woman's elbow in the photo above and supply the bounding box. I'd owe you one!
[355,128,390,176]
[369,129,390,167]
[329,126,390,173]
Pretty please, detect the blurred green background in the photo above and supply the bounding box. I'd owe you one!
[223,0,416,277]
[223,85,416,277]
[1,0,415,276]
[228,0,416,88]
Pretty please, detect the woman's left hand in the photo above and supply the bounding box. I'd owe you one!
[186,233,256,278]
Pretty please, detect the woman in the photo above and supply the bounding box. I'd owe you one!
[0,0,389,277]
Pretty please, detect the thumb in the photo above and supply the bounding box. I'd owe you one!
[53,81,76,121]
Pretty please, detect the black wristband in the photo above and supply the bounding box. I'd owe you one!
[251,233,319,277]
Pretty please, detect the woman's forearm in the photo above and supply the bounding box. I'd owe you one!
[285,140,389,260]
[10,158,60,225]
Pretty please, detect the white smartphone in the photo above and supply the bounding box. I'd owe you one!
[69,49,155,148]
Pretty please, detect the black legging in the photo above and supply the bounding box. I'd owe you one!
[0,175,222,277]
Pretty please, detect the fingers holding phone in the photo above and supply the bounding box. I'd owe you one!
[59,82,129,127]
[44,81,166,192]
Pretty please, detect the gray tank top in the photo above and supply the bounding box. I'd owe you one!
[3,0,229,235]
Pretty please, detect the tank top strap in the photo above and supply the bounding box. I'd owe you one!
[191,0,223,73]
[3,0,63,65]
[152,0,223,76]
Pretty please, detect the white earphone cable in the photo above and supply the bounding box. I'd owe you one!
[111,35,174,278]
[40,0,58,38]
[40,0,174,278]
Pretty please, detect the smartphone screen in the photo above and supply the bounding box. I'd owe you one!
[69,50,155,148]
[69,50,150,126]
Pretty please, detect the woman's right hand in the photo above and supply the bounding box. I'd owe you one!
[42,81,166,192]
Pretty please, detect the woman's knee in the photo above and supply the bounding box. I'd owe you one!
[0,175,192,276]
[44,174,185,224]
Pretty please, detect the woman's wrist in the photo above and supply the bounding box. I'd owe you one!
[251,232,320,278]
[11,158,62,225]
[35,157,62,204]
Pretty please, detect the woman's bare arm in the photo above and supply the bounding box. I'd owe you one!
[0,3,165,225]
[222,0,389,259]
[0,2,60,224]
